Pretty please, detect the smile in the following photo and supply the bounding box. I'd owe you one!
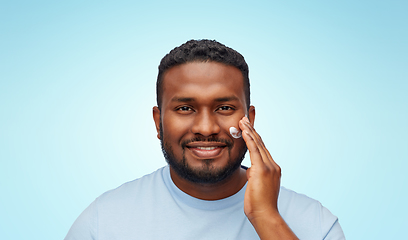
[196,146,217,150]
[185,142,227,159]
[187,147,225,159]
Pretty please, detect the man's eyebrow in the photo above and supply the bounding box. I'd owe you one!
[171,97,195,102]
[214,96,239,102]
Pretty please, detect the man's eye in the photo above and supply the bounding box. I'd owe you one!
[177,106,193,112]
[217,106,234,111]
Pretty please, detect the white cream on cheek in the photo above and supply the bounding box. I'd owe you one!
[229,126,242,139]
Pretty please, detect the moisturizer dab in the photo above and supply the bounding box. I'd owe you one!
[229,126,242,139]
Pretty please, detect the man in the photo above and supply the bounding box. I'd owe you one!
[65,40,345,239]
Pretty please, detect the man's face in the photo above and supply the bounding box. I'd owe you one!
[154,61,252,184]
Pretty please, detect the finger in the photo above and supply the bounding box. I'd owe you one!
[243,117,267,148]
[240,120,271,166]
[241,117,280,169]
[241,129,265,167]
[243,118,272,163]
[240,118,270,161]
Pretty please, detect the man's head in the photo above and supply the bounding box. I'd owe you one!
[156,39,250,111]
[153,40,254,185]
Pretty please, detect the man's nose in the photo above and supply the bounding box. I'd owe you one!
[191,111,221,137]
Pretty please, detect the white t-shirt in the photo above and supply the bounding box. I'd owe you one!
[65,166,345,240]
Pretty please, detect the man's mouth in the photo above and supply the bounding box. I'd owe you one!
[196,146,218,150]
[185,142,227,159]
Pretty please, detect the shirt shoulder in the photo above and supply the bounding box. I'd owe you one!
[278,187,345,240]
[65,167,168,240]
[97,167,166,205]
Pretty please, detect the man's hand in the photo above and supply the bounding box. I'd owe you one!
[239,116,298,240]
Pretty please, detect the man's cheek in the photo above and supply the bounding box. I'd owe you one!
[219,117,244,139]
[229,126,242,139]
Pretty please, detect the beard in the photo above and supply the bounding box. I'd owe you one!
[160,123,247,184]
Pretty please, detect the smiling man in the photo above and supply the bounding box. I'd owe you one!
[65,40,345,240]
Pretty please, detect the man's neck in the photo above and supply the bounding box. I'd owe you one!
[169,167,248,200]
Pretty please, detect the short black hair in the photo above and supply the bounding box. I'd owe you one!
[156,39,250,110]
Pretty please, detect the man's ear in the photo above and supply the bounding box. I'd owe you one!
[248,105,255,126]
[152,106,161,139]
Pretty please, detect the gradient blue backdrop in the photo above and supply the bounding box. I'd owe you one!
[1,1,407,239]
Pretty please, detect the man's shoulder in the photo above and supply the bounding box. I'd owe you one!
[279,186,335,218]
[279,186,322,209]
[64,166,171,240]
[96,166,167,205]
[278,187,339,239]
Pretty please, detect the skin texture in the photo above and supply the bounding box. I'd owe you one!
[153,61,298,239]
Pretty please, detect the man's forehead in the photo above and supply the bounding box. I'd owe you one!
[164,61,242,79]
[170,96,240,103]
[162,62,243,86]
[160,61,246,106]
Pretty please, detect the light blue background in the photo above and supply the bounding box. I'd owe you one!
[1,1,407,239]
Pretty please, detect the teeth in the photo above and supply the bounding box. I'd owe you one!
[196,147,217,150]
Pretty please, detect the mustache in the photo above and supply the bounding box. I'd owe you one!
[181,137,234,149]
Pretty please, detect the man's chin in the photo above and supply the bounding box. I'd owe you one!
[160,135,246,184]
[168,160,242,184]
